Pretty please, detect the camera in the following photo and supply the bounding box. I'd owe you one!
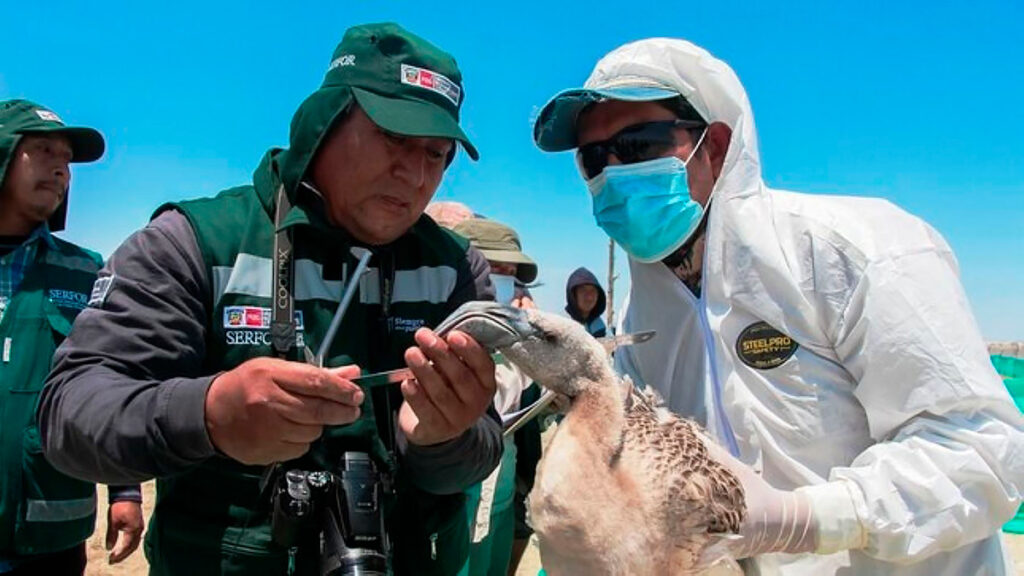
[271,452,391,575]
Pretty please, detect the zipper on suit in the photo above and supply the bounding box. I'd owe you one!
[681,219,741,457]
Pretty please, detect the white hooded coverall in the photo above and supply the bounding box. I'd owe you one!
[604,39,1024,575]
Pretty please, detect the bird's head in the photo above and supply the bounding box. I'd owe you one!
[438,301,615,398]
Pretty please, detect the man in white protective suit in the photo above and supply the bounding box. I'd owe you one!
[532,37,1024,575]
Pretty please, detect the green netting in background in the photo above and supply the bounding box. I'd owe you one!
[993,355,1024,534]
[993,355,1024,381]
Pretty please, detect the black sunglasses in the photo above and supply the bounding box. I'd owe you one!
[576,119,706,180]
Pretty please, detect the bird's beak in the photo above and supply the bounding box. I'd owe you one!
[435,301,540,350]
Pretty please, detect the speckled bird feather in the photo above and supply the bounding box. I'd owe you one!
[448,303,747,575]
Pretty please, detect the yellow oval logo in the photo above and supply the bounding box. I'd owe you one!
[735,321,799,370]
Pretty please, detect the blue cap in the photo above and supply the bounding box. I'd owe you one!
[533,85,680,152]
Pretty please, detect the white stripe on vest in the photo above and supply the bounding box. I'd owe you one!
[212,253,456,306]
[25,494,96,522]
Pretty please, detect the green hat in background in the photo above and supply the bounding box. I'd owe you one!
[0,100,105,162]
[0,99,105,232]
[279,22,478,195]
[454,219,538,284]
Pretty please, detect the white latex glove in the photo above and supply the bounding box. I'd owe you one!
[701,438,817,559]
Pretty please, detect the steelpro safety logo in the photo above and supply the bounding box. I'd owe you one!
[735,321,799,370]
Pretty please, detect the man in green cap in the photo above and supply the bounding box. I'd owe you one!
[39,23,500,575]
[0,100,143,574]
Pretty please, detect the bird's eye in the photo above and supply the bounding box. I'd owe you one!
[542,331,558,344]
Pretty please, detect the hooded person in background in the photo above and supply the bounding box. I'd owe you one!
[37,24,502,576]
[0,100,143,575]
[533,38,1024,574]
[564,267,606,338]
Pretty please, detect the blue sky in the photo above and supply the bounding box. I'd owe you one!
[3,0,1021,339]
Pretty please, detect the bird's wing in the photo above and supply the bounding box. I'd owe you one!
[624,407,746,537]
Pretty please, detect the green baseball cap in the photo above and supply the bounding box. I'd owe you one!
[0,99,105,162]
[0,99,105,232]
[327,23,477,159]
[279,22,478,196]
[454,218,537,283]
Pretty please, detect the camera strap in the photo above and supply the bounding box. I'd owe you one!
[372,249,400,460]
[271,184,297,358]
[271,185,399,464]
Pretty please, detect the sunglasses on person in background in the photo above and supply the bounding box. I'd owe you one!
[576,119,707,180]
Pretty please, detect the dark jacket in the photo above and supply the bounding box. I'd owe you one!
[564,267,607,338]
[37,99,501,575]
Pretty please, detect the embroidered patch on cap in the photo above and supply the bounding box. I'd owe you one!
[400,63,461,106]
[735,321,799,370]
[35,110,63,123]
[88,275,114,308]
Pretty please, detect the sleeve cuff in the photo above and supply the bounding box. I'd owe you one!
[399,415,503,495]
[156,375,218,461]
[795,480,869,554]
[107,484,143,503]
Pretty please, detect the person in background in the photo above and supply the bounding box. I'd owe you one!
[532,36,1024,575]
[425,200,476,229]
[37,24,501,576]
[0,99,143,575]
[564,266,606,338]
[425,203,539,311]
[453,219,537,312]
[440,217,541,576]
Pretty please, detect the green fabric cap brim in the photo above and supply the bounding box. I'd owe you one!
[478,248,538,284]
[533,86,679,152]
[22,125,105,162]
[352,87,478,160]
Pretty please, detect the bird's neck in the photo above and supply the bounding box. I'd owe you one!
[566,379,626,461]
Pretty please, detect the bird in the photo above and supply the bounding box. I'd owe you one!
[440,301,747,575]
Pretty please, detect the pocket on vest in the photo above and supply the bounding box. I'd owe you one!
[14,426,96,554]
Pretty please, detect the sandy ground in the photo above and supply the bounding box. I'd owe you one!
[87,481,1024,575]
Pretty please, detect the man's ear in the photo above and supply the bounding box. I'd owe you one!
[706,121,733,180]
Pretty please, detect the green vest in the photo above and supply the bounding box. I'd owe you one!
[145,156,476,575]
[0,239,101,556]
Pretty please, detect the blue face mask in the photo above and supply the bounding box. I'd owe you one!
[490,274,516,304]
[587,130,707,263]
